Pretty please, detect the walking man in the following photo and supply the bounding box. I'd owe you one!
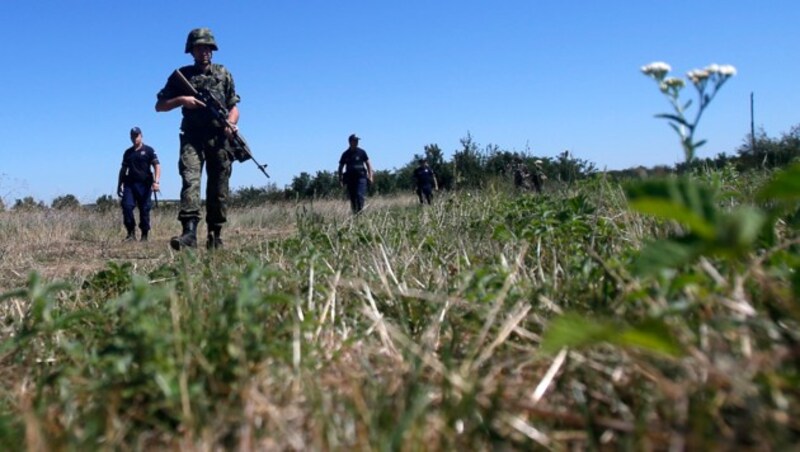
[338,134,373,214]
[155,27,240,250]
[117,127,160,242]
[513,160,531,191]
[412,158,438,205]
[531,160,545,193]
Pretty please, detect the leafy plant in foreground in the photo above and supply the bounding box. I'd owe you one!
[542,61,749,356]
[626,176,765,276]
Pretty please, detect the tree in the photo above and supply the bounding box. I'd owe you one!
[13,196,46,211]
[52,194,81,210]
[309,170,340,198]
[289,172,313,199]
[453,133,485,189]
[485,150,528,177]
[554,150,596,185]
[424,144,453,190]
[370,169,398,195]
[95,194,117,212]
[232,186,265,206]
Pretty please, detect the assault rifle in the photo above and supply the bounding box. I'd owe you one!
[171,69,270,179]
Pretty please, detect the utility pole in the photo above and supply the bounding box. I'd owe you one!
[750,92,755,152]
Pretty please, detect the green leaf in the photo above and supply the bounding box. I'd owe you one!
[540,313,616,354]
[628,198,715,238]
[492,223,515,242]
[616,320,683,357]
[758,163,800,202]
[711,207,765,254]
[625,177,718,238]
[541,314,684,358]
[654,113,690,127]
[633,239,697,276]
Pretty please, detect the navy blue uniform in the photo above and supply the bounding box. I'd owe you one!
[339,147,370,213]
[413,165,436,204]
[119,145,159,235]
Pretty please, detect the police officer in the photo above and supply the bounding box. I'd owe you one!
[155,28,240,250]
[338,134,373,214]
[412,158,438,205]
[117,127,161,241]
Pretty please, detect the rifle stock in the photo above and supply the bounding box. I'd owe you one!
[171,69,270,179]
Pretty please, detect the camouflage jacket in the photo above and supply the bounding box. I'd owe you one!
[157,63,240,135]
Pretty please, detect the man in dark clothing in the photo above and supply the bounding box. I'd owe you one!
[412,158,438,205]
[155,27,240,250]
[531,160,545,193]
[513,161,531,191]
[117,127,161,241]
[338,134,373,214]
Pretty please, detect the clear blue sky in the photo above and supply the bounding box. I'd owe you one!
[1,0,798,204]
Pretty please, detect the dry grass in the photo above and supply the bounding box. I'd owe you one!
[1,184,799,450]
[0,196,416,292]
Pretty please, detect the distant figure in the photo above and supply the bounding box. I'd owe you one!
[338,134,374,214]
[513,161,531,190]
[117,127,161,242]
[413,158,438,204]
[155,27,240,250]
[531,160,544,193]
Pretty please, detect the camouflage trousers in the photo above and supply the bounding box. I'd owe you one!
[177,132,232,228]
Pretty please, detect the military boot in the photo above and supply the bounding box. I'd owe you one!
[124,229,136,242]
[170,220,198,250]
[206,225,224,250]
[140,230,149,242]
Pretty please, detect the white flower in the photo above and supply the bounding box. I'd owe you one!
[718,64,737,76]
[659,77,685,94]
[663,77,685,88]
[641,61,671,78]
[704,63,721,74]
[687,69,710,84]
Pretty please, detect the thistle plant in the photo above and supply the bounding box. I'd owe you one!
[641,61,736,163]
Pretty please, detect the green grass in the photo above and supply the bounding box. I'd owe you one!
[1,171,799,449]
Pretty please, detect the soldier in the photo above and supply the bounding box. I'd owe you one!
[513,161,531,190]
[338,134,373,214]
[531,159,545,193]
[155,28,240,250]
[412,158,438,205]
[117,127,161,242]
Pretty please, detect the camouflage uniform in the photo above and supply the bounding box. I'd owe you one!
[513,161,544,193]
[531,161,544,193]
[156,28,240,249]
[513,163,531,190]
[158,64,239,226]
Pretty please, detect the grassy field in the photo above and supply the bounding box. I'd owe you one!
[1,172,799,450]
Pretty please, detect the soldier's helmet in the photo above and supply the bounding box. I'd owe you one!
[185,28,219,53]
